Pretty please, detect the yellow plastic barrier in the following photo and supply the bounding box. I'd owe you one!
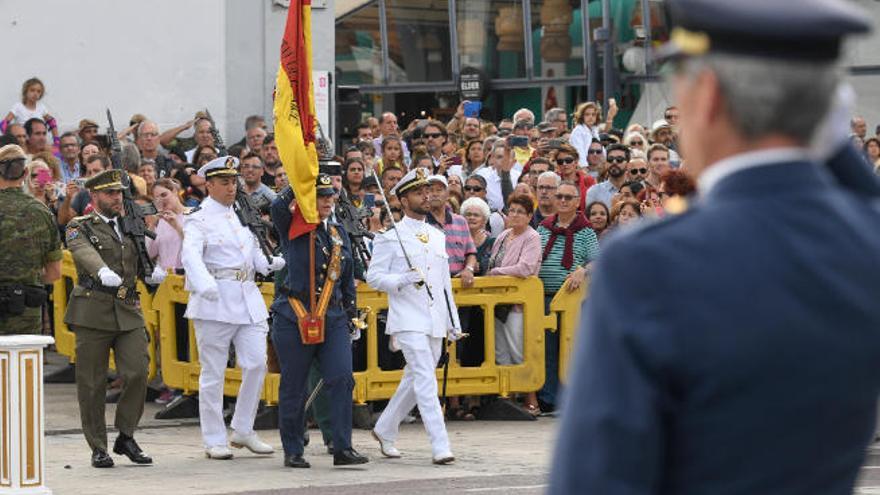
[152,274,553,406]
[51,251,160,381]
[549,284,587,384]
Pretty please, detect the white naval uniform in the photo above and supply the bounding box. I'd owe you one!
[181,196,273,448]
[366,215,461,457]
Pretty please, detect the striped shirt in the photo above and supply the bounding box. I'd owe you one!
[537,225,600,294]
[428,207,476,275]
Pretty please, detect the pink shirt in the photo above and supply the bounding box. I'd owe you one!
[146,213,184,270]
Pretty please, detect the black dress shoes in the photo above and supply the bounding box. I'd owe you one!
[284,454,311,468]
[113,434,153,464]
[91,448,114,468]
[333,448,369,466]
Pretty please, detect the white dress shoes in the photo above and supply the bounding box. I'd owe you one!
[205,445,233,460]
[229,431,275,455]
[371,430,401,458]
[432,451,455,465]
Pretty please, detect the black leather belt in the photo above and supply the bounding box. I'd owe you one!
[79,276,138,304]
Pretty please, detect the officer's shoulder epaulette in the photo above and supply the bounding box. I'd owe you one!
[184,205,201,216]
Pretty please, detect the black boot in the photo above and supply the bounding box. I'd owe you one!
[284,454,311,468]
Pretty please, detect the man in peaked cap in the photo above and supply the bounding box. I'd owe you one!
[64,168,152,468]
[269,173,369,469]
[551,1,880,494]
[181,156,286,460]
[366,168,463,465]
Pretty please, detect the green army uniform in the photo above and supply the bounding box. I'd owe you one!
[63,170,149,453]
[0,188,62,333]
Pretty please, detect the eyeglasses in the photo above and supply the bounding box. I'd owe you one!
[555,194,577,202]
[630,140,644,146]
[463,185,484,192]
[588,149,603,155]
[555,157,576,165]
[424,133,443,139]
[607,156,628,164]
[629,168,648,175]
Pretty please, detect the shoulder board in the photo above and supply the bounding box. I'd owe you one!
[184,205,201,215]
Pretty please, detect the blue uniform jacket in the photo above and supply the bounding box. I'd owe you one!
[550,157,880,494]
[269,194,357,324]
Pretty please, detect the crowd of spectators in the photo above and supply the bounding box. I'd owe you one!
[7,75,879,416]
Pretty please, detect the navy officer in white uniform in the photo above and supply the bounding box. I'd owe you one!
[550,0,880,494]
[181,156,286,460]
[366,168,462,465]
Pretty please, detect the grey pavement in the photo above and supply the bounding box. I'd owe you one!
[40,351,880,495]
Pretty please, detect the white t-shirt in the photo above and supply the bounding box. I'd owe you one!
[9,101,48,124]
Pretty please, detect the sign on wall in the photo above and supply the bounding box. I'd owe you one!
[313,70,331,136]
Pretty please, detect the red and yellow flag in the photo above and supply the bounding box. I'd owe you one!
[273,0,319,238]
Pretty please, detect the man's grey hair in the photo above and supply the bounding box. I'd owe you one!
[459,196,491,220]
[545,107,566,123]
[120,142,141,173]
[537,170,562,186]
[512,108,535,125]
[682,54,838,144]
[135,119,158,139]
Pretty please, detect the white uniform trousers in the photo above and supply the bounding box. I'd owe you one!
[193,319,268,448]
[374,332,451,456]
[495,310,524,365]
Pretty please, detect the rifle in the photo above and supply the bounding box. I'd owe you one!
[106,109,157,280]
[203,108,274,264]
[335,188,373,271]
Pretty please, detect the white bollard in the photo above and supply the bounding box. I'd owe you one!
[0,335,54,495]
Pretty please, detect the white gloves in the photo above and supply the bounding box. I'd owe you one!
[145,265,167,285]
[98,267,123,287]
[268,256,286,272]
[398,269,424,289]
[200,284,220,302]
[447,329,464,342]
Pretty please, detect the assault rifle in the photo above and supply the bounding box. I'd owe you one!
[106,109,157,280]
[335,188,373,271]
[203,109,274,264]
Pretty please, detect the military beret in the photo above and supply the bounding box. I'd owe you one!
[85,169,125,191]
[657,0,871,62]
[316,173,336,197]
[0,144,26,163]
[198,156,239,178]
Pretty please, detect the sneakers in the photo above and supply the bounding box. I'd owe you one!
[205,445,233,460]
[229,432,274,455]
[371,430,401,458]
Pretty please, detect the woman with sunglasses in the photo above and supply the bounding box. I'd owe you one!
[463,174,505,236]
[623,132,647,154]
[486,193,543,414]
[553,143,595,212]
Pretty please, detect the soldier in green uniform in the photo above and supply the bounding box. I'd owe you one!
[64,169,153,468]
[0,144,62,333]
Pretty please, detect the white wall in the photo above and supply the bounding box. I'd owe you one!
[0,0,334,144]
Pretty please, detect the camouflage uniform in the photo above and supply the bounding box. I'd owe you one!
[0,187,62,334]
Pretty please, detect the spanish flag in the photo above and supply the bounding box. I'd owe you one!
[273,0,319,238]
